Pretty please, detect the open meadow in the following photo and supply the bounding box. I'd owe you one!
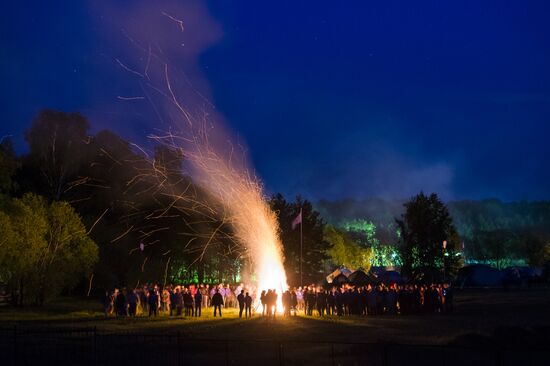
[1,289,549,365]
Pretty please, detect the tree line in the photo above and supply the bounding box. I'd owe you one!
[0,110,330,304]
[317,197,550,270]
[3,109,542,305]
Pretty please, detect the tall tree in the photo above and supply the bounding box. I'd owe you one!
[270,194,328,286]
[324,225,373,271]
[0,137,19,201]
[396,192,462,282]
[0,193,98,305]
[23,109,90,201]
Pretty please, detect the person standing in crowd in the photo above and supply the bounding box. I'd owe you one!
[290,288,298,316]
[359,288,367,316]
[127,288,138,317]
[309,288,318,316]
[327,289,336,315]
[375,285,385,315]
[296,287,304,311]
[212,288,224,317]
[386,285,398,315]
[139,287,148,315]
[210,286,217,308]
[148,288,158,317]
[265,290,273,317]
[237,290,246,318]
[194,288,202,317]
[175,287,183,316]
[102,290,112,316]
[183,288,194,316]
[169,287,177,316]
[201,284,209,309]
[335,288,344,316]
[115,289,126,317]
[244,292,253,318]
[220,284,228,308]
[162,287,170,313]
[260,290,267,316]
[270,289,278,317]
[282,290,291,316]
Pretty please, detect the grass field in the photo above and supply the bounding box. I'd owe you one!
[1,288,550,346]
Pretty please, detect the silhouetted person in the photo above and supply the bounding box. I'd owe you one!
[290,289,298,316]
[386,286,398,315]
[102,290,112,316]
[244,292,253,318]
[183,290,193,316]
[115,290,126,317]
[327,290,336,315]
[127,289,138,317]
[237,290,246,318]
[175,288,183,316]
[194,289,202,317]
[335,289,344,316]
[269,289,278,317]
[260,290,267,316]
[305,289,316,316]
[282,290,291,316]
[212,288,224,317]
[148,289,158,317]
[169,289,177,316]
[316,290,326,316]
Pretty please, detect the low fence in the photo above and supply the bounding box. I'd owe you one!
[0,326,548,366]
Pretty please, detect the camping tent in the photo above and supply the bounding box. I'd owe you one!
[348,269,375,286]
[332,273,350,285]
[503,266,542,286]
[457,264,503,287]
[374,270,404,284]
[326,267,352,284]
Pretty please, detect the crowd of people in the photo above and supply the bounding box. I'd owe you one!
[277,283,454,316]
[102,283,256,318]
[102,282,454,318]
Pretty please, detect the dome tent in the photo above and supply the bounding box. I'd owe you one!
[375,270,404,284]
[348,269,376,286]
[332,273,350,286]
[457,264,504,287]
[368,267,404,284]
[325,267,352,284]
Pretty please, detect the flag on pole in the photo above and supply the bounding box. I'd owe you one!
[292,209,302,230]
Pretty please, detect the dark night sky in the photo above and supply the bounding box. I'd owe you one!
[2,1,550,201]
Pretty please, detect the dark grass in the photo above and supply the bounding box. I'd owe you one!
[1,288,550,346]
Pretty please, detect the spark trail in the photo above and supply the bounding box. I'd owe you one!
[112,6,288,299]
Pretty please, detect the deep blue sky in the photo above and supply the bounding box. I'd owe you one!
[2,1,550,201]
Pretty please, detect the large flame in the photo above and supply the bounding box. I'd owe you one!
[98,0,288,306]
[188,132,289,303]
[154,129,288,308]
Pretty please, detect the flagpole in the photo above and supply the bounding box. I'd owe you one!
[300,207,303,288]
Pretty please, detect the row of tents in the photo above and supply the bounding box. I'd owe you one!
[325,267,403,286]
[456,264,544,287]
[325,265,544,287]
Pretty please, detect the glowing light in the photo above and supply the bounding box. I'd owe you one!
[112,7,288,305]
[150,126,288,312]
